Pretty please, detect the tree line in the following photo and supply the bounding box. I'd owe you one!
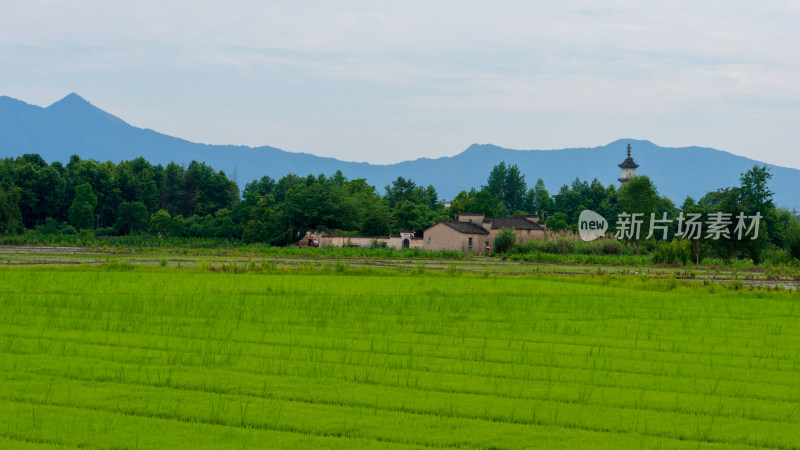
[0,154,449,243]
[1,153,798,262]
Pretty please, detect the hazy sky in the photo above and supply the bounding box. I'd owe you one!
[2,1,800,167]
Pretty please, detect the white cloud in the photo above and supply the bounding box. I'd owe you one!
[1,1,800,166]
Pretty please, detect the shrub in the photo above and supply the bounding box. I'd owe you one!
[493,228,516,253]
[786,222,800,260]
[511,231,636,257]
[39,218,61,235]
[652,239,692,266]
[370,239,388,249]
[78,229,96,246]
[599,238,624,255]
[760,248,794,266]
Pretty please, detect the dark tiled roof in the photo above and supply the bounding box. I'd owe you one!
[488,216,545,230]
[618,156,639,169]
[442,222,490,235]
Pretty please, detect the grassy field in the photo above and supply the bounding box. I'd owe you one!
[1,265,799,449]
[2,245,799,288]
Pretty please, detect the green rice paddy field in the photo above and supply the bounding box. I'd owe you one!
[1,266,799,449]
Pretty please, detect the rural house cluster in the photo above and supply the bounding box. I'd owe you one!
[306,145,639,253]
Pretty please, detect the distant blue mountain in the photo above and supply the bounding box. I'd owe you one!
[1,93,798,209]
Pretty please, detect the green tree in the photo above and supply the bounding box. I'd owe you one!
[149,209,172,236]
[421,185,439,210]
[483,162,526,213]
[361,210,392,236]
[485,162,507,201]
[116,157,158,211]
[524,178,552,219]
[242,219,267,243]
[384,177,420,208]
[546,212,568,232]
[678,196,708,265]
[158,162,186,216]
[503,164,527,213]
[282,177,358,236]
[616,175,659,254]
[67,157,119,228]
[212,208,239,238]
[449,188,506,217]
[738,166,774,263]
[786,217,800,260]
[392,201,426,233]
[698,187,742,260]
[170,214,188,237]
[13,156,67,227]
[243,176,276,205]
[344,178,388,233]
[0,187,23,234]
[115,202,149,235]
[184,161,239,217]
[598,184,620,224]
[68,183,98,230]
[240,189,292,245]
[738,166,774,214]
[274,174,303,203]
[771,209,800,251]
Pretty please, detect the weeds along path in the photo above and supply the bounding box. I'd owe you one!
[2,245,799,289]
[1,267,799,448]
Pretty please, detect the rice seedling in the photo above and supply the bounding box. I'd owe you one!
[0,265,798,448]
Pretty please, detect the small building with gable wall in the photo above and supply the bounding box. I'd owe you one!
[422,221,490,254]
[423,213,545,254]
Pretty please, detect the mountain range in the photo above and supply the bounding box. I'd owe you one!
[1,93,798,210]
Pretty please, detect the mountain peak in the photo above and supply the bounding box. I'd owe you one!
[47,93,92,110]
[43,93,129,127]
[0,95,30,107]
[462,143,505,154]
[604,138,656,150]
